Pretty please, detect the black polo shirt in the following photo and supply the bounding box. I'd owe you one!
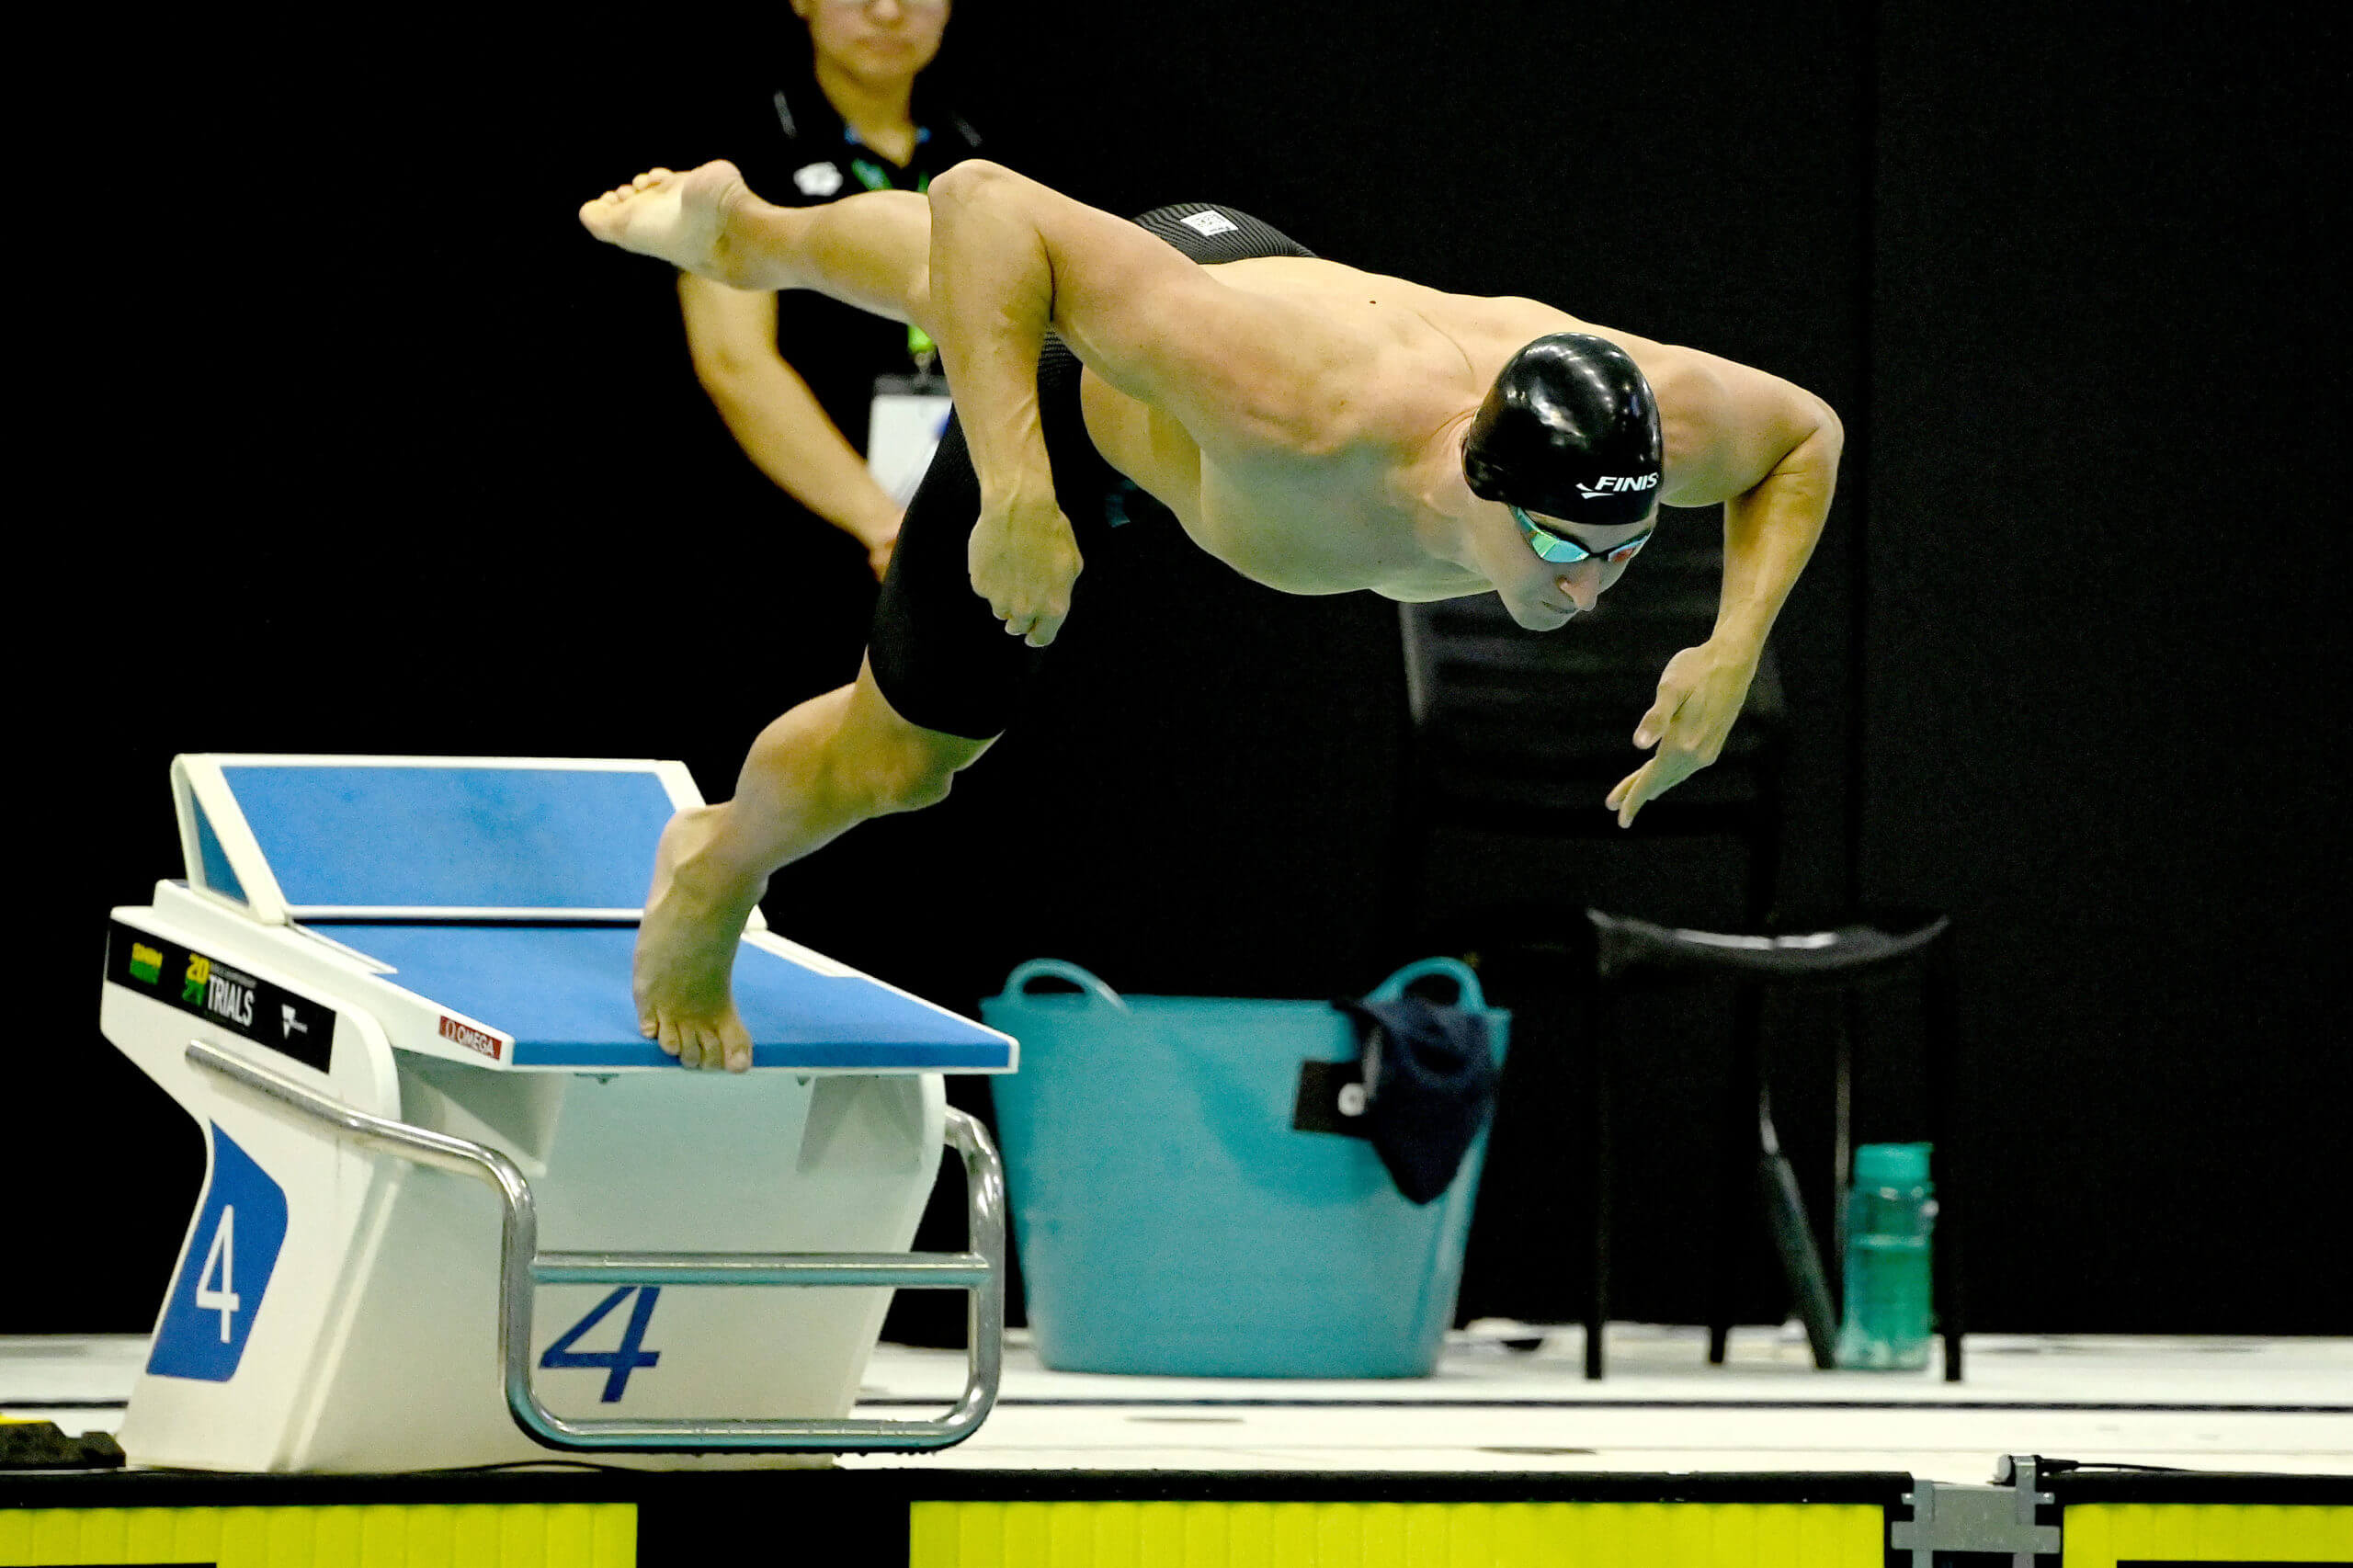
[714,72,983,455]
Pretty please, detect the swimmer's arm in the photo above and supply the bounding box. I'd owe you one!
[925,160,1346,642]
[1711,384,1844,658]
[923,162,1087,642]
[678,274,903,577]
[924,164,1061,517]
[1610,372,1841,825]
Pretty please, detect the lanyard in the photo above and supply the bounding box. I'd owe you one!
[845,136,938,365]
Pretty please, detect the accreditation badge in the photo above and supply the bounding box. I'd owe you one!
[868,373,954,507]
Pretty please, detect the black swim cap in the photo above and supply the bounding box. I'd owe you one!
[1462,333,1664,528]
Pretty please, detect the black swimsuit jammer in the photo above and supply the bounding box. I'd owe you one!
[865,204,1316,740]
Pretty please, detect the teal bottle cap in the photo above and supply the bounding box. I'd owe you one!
[1855,1141,1933,1189]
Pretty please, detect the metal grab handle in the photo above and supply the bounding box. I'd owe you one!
[186,1039,1005,1452]
[532,1252,993,1289]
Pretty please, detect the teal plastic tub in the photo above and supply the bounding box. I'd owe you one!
[982,958,1509,1378]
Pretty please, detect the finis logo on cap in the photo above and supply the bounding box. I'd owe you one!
[1576,473,1659,498]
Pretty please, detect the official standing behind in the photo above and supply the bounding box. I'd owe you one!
[681,0,982,581]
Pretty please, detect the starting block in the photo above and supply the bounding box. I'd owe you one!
[97,755,1015,1472]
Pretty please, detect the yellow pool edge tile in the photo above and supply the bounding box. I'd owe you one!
[909,1499,1885,1568]
[0,1503,634,1568]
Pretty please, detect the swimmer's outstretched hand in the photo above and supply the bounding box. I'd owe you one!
[633,805,763,1074]
[970,490,1082,646]
[1607,642,1759,828]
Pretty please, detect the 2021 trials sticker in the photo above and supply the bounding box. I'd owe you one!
[107,921,335,1071]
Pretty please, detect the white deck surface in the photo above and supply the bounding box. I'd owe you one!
[8,1325,2346,1484]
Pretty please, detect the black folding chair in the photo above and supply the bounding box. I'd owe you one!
[1578,908,1965,1381]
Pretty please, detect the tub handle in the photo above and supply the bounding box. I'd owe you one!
[1369,956,1487,1011]
[1001,959,1131,1012]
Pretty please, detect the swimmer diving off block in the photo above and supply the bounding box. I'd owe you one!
[580,160,1842,1073]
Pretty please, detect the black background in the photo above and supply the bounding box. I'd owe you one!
[16,1,2345,1339]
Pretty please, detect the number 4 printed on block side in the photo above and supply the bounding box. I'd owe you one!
[194,1205,241,1342]
[540,1286,663,1403]
[147,1126,288,1383]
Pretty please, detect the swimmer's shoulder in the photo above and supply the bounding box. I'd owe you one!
[1405,291,1659,379]
[1208,253,1523,307]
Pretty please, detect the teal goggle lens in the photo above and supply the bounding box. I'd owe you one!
[1512,505,1653,565]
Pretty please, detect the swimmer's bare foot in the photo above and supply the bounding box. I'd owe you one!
[578,161,761,286]
[633,804,764,1074]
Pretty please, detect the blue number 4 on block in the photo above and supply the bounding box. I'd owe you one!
[540,1286,663,1403]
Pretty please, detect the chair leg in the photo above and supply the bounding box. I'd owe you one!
[1833,991,1858,1310]
[1759,1096,1838,1369]
[1923,930,1965,1381]
[1707,982,1766,1364]
[1585,982,1615,1381]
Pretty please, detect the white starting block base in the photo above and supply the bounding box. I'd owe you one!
[99,756,1014,1472]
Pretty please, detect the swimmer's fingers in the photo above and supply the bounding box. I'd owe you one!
[1633,644,1712,750]
[1607,752,1700,828]
[1605,765,1648,828]
[970,500,1081,647]
[1004,604,1069,648]
[992,613,1063,648]
[1611,642,1760,826]
[1632,687,1683,753]
[980,578,1076,647]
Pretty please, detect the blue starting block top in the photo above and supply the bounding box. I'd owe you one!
[225,763,673,914]
[338,925,1008,1071]
[179,756,688,920]
[164,756,1014,1072]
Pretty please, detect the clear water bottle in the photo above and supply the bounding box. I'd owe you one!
[1835,1142,1938,1370]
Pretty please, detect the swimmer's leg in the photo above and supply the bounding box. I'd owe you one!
[579,162,938,334]
[635,655,992,1074]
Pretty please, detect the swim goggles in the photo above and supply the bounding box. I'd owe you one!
[1510,504,1654,566]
